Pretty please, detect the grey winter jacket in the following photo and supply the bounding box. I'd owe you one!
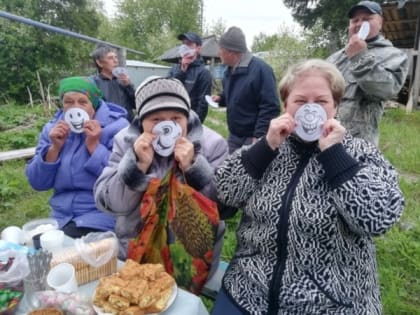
[327,35,408,146]
[94,112,228,277]
[215,135,404,315]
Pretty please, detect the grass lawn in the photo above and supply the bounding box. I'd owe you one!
[0,104,419,314]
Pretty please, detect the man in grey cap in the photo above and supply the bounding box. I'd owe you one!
[327,0,408,146]
[212,26,280,153]
[168,31,212,123]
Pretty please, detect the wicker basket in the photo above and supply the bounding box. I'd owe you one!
[50,237,117,285]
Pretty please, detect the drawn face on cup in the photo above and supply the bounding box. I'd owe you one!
[152,120,182,157]
[64,108,90,133]
[294,103,327,142]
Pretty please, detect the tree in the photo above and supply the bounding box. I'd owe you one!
[283,0,387,50]
[0,0,103,103]
[110,0,201,60]
[204,17,226,39]
[249,24,331,82]
[252,33,282,52]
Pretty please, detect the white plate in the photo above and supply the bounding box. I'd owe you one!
[92,284,177,315]
[205,95,219,108]
[357,21,370,40]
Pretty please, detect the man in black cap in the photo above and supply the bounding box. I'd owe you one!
[327,0,408,146]
[211,26,280,153]
[168,31,212,123]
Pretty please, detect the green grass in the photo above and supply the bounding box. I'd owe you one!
[0,104,419,314]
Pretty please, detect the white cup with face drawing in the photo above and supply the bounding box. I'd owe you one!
[294,103,327,142]
[64,108,90,133]
[152,120,182,157]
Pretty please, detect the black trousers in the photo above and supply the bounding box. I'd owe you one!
[61,221,104,238]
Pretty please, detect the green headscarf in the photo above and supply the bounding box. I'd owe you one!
[58,76,103,109]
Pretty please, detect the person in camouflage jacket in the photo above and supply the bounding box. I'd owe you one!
[327,1,408,146]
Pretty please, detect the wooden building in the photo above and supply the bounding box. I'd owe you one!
[381,0,420,111]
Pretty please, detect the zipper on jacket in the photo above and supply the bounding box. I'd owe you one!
[267,153,311,315]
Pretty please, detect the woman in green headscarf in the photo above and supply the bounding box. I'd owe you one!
[26,76,130,238]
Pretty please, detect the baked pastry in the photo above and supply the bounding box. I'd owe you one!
[28,308,64,315]
[93,259,175,314]
[120,306,145,315]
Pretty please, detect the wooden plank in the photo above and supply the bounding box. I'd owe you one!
[0,147,36,162]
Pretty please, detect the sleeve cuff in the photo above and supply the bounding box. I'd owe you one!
[241,137,278,179]
[184,154,213,190]
[317,143,361,188]
[118,147,150,191]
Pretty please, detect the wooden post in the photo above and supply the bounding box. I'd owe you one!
[117,47,127,67]
[406,13,420,113]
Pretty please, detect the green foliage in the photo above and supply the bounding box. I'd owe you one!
[253,24,317,82]
[0,0,102,103]
[0,103,52,149]
[108,0,202,60]
[0,159,51,229]
[203,17,227,39]
[380,109,420,175]
[283,0,382,49]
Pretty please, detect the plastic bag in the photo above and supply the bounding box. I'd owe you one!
[74,231,118,268]
[0,249,30,284]
[31,290,95,315]
[128,166,220,294]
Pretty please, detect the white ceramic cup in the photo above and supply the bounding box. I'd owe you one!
[1,226,24,244]
[40,229,64,252]
[47,263,78,293]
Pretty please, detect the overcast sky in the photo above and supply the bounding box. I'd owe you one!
[102,0,301,47]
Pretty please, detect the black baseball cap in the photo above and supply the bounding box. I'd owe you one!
[177,32,202,45]
[348,1,383,18]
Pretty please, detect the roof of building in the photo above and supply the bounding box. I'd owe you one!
[157,35,220,63]
[381,0,420,48]
[126,60,170,69]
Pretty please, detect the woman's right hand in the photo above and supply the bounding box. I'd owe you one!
[265,113,296,150]
[49,120,70,151]
[133,132,155,173]
[45,121,70,162]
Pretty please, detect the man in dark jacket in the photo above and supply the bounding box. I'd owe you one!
[212,26,280,153]
[168,32,212,123]
[91,44,136,121]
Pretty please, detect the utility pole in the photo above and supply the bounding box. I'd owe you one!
[200,0,204,34]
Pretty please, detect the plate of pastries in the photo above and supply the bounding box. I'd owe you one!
[93,259,177,315]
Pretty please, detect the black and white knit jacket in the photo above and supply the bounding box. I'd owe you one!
[215,134,404,315]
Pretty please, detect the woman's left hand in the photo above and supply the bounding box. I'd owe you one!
[318,118,345,151]
[174,137,195,172]
[84,120,102,154]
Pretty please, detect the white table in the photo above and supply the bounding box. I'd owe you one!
[15,235,211,315]
[13,233,228,315]
[16,279,209,315]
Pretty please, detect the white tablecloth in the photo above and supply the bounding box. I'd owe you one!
[14,235,214,315]
[16,279,209,315]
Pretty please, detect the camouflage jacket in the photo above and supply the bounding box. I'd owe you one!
[327,35,408,146]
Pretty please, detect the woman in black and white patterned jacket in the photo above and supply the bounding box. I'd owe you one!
[213,59,404,315]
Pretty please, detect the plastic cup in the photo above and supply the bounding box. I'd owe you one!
[46,263,78,293]
[1,226,24,244]
[40,230,64,252]
[22,218,58,247]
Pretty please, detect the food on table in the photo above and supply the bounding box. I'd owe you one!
[31,291,95,315]
[27,307,64,315]
[93,259,176,314]
[0,287,23,313]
